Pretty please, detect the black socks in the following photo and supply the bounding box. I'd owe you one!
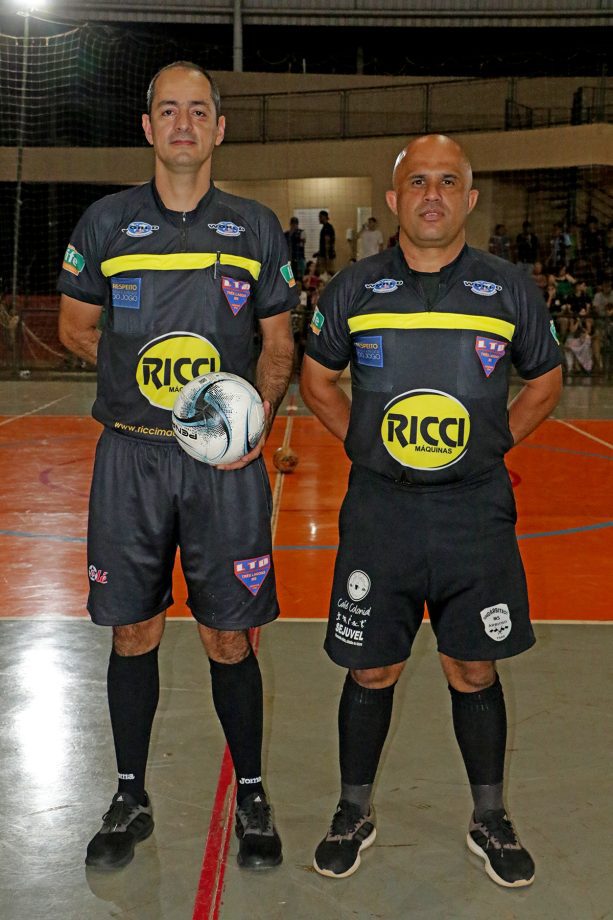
[338,673,395,811]
[449,674,507,820]
[209,649,265,805]
[107,645,160,805]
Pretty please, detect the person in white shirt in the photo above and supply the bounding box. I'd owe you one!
[357,217,384,260]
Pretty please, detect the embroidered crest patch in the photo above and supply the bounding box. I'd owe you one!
[234,555,271,596]
[475,336,507,377]
[221,276,251,315]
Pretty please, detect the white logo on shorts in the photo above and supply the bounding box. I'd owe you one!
[347,570,371,601]
[480,603,512,641]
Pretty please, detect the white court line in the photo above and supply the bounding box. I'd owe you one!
[554,418,613,451]
[0,395,69,427]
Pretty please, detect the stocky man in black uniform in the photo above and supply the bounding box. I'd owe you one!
[58,62,297,871]
[301,135,562,887]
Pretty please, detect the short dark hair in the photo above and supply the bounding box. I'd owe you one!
[319,210,329,219]
[146,61,221,118]
[290,216,299,224]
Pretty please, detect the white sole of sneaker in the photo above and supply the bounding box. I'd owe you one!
[313,827,377,879]
[466,834,535,888]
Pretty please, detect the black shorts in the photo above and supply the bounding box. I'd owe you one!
[325,463,534,668]
[87,429,278,629]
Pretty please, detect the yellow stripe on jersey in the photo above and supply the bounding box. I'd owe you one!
[348,312,515,341]
[100,253,262,280]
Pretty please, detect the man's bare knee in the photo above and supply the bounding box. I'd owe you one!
[350,661,405,689]
[440,653,496,692]
[199,625,250,664]
[113,612,165,656]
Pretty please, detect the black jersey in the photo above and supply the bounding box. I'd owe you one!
[306,244,561,485]
[58,181,298,441]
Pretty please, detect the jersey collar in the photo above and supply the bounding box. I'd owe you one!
[149,179,217,227]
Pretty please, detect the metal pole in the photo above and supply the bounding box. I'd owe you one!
[11,11,29,317]
[233,0,243,73]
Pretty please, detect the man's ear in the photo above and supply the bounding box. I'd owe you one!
[467,188,479,215]
[385,189,398,216]
[142,113,153,147]
[215,115,226,147]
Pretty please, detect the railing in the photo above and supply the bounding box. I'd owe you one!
[221,79,612,145]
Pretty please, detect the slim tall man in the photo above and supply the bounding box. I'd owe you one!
[301,134,562,887]
[58,62,297,871]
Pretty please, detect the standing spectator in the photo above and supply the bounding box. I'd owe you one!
[317,210,336,275]
[357,217,384,260]
[488,223,512,261]
[284,216,307,284]
[57,62,296,872]
[515,221,539,274]
[548,222,570,271]
[582,217,605,281]
[387,225,400,248]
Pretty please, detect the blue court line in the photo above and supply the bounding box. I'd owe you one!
[521,442,613,462]
[2,520,613,546]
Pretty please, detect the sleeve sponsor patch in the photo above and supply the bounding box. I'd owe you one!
[62,243,85,276]
[310,306,325,335]
[280,262,296,287]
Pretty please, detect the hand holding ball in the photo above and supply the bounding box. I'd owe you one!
[172,372,265,465]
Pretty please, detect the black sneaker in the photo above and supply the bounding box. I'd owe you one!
[235,792,282,869]
[467,810,535,888]
[85,791,154,870]
[313,799,376,879]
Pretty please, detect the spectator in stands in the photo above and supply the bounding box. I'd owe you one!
[554,264,576,300]
[548,222,570,270]
[515,221,539,274]
[316,210,336,275]
[284,217,307,284]
[566,279,592,316]
[582,217,605,281]
[564,313,593,375]
[488,223,512,261]
[387,225,400,248]
[531,261,548,292]
[303,261,324,303]
[593,278,613,317]
[357,217,384,259]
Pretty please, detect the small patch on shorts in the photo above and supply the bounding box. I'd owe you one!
[234,555,271,595]
[480,603,512,641]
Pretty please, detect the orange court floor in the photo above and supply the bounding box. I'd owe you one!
[1,397,612,625]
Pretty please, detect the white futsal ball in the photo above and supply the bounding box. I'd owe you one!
[172,372,265,464]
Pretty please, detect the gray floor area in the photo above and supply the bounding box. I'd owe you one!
[0,620,610,920]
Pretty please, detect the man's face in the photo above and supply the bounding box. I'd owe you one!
[142,67,225,172]
[319,213,326,224]
[385,137,478,252]
[367,218,377,230]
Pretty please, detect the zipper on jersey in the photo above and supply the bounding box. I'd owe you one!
[214,250,221,279]
[180,212,187,250]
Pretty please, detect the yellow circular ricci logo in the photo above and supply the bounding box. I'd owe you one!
[136,333,221,409]
[381,389,471,469]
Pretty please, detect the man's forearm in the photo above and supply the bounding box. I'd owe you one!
[508,369,562,446]
[255,338,295,433]
[60,326,100,366]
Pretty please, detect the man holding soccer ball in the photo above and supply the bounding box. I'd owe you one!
[58,62,297,871]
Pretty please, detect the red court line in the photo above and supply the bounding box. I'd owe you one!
[191,623,263,919]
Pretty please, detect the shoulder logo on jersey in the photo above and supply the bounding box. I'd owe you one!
[122,221,159,238]
[550,319,560,344]
[221,276,250,315]
[480,603,512,641]
[62,243,85,276]
[310,306,325,335]
[112,277,141,310]
[354,335,383,368]
[381,389,470,470]
[365,278,403,294]
[234,555,271,596]
[136,332,221,410]
[475,336,507,377]
[208,221,245,237]
[280,262,296,287]
[463,280,502,296]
